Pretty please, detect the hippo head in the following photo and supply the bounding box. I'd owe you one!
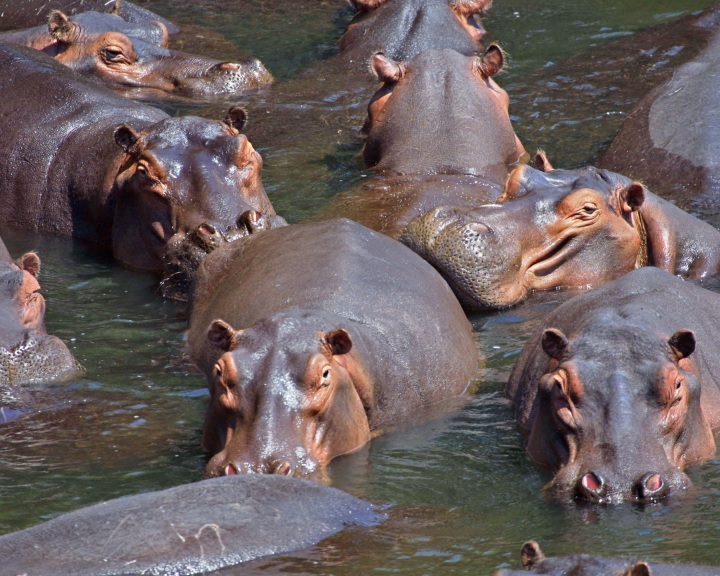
[201,313,372,482]
[401,160,646,309]
[363,46,526,181]
[48,10,272,99]
[528,317,713,503]
[112,108,277,272]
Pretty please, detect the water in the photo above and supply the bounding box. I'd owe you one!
[2,0,720,574]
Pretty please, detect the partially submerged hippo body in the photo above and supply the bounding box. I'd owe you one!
[0,475,381,575]
[401,160,720,310]
[0,10,272,100]
[188,218,478,481]
[322,46,527,238]
[496,541,720,576]
[0,237,81,401]
[0,43,277,273]
[507,267,720,503]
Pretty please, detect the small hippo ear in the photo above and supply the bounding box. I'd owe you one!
[532,150,554,172]
[451,0,492,16]
[224,107,248,132]
[114,124,140,153]
[48,10,79,43]
[620,182,645,213]
[520,540,545,569]
[16,253,40,277]
[325,328,353,356]
[349,0,387,11]
[111,0,122,15]
[624,561,651,576]
[207,319,242,352]
[669,329,696,360]
[541,328,569,361]
[371,52,404,83]
[476,44,505,77]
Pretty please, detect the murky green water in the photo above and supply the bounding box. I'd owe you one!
[2,0,720,574]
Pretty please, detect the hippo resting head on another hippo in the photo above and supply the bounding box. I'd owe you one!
[340,0,491,66]
[401,157,720,310]
[188,218,478,482]
[0,238,81,387]
[507,267,720,503]
[0,10,272,100]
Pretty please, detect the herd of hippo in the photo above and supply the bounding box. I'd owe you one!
[4,0,720,573]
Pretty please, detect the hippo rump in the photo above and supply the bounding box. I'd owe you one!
[187,218,478,481]
[401,158,720,310]
[0,236,81,396]
[0,10,272,100]
[506,267,720,503]
[0,43,279,273]
[600,20,720,211]
[339,0,491,67]
[0,474,381,575]
[496,541,720,576]
[320,46,527,238]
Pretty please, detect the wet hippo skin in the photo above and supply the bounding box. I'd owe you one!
[507,267,720,503]
[0,475,381,576]
[0,43,278,273]
[187,218,479,481]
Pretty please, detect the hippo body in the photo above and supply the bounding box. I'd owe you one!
[0,43,276,272]
[188,218,478,480]
[401,162,720,310]
[507,267,720,503]
[0,475,380,575]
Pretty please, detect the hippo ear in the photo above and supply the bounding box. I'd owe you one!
[371,52,404,83]
[541,328,569,361]
[624,562,651,576]
[476,44,505,77]
[620,182,645,213]
[498,165,532,202]
[532,150,554,172]
[207,319,242,352]
[114,124,141,153]
[111,0,122,15]
[348,0,387,11]
[224,107,248,132]
[16,253,40,277]
[669,329,696,360]
[520,540,545,569]
[48,10,80,43]
[324,328,353,356]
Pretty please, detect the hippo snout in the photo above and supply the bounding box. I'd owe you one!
[573,469,688,503]
[205,448,326,482]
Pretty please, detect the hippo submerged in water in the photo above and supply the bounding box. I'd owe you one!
[507,267,720,503]
[0,43,279,273]
[401,158,720,310]
[187,218,478,481]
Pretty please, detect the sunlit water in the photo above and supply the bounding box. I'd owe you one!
[2,0,720,574]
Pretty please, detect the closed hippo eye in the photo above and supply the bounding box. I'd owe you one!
[102,46,132,65]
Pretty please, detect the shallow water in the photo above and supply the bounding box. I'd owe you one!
[2,0,720,574]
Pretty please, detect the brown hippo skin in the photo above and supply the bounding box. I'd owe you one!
[0,43,277,273]
[495,541,720,576]
[322,45,527,238]
[0,236,81,394]
[187,218,478,481]
[506,267,720,503]
[401,159,720,310]
[0,10,272,100]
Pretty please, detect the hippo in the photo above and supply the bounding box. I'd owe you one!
[0,10,272,100]
[401,158,720,310]
[0,474,381,575]
[340,0,492,67]
[187,218,478,481]
[495,541,720,576]
[506,267,720,503]
[0,237,81,393]
[0,43,278,273]
[320,46,527,238]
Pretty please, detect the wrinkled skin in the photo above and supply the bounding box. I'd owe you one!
[1,10,272,100]
[188,219,478,482]
[340,0,491,66]
[401,159,720,310]
[0,44,277,272]
[0,237,82,388]
[495,540,720,576]
[506,268,720,503]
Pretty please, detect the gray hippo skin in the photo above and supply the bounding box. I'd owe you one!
[0,236,81,394]
[0,10,272,100]
[401,159,720,310]
[188,218,478,481]
[0,43,277,273]
[496,541,720,576]
[0,475,381,576]
[507,267,720,503]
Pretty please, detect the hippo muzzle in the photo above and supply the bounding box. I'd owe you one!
[0,331,83,386]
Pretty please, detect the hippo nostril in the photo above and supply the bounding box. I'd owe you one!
[224,463,239,476]
[635,472,666,499]
[271,460,295,476]
[577,471,607,501]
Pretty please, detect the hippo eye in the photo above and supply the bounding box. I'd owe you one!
[581,203,597,215]
[320,366,331,387]
[103,46,129,63]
